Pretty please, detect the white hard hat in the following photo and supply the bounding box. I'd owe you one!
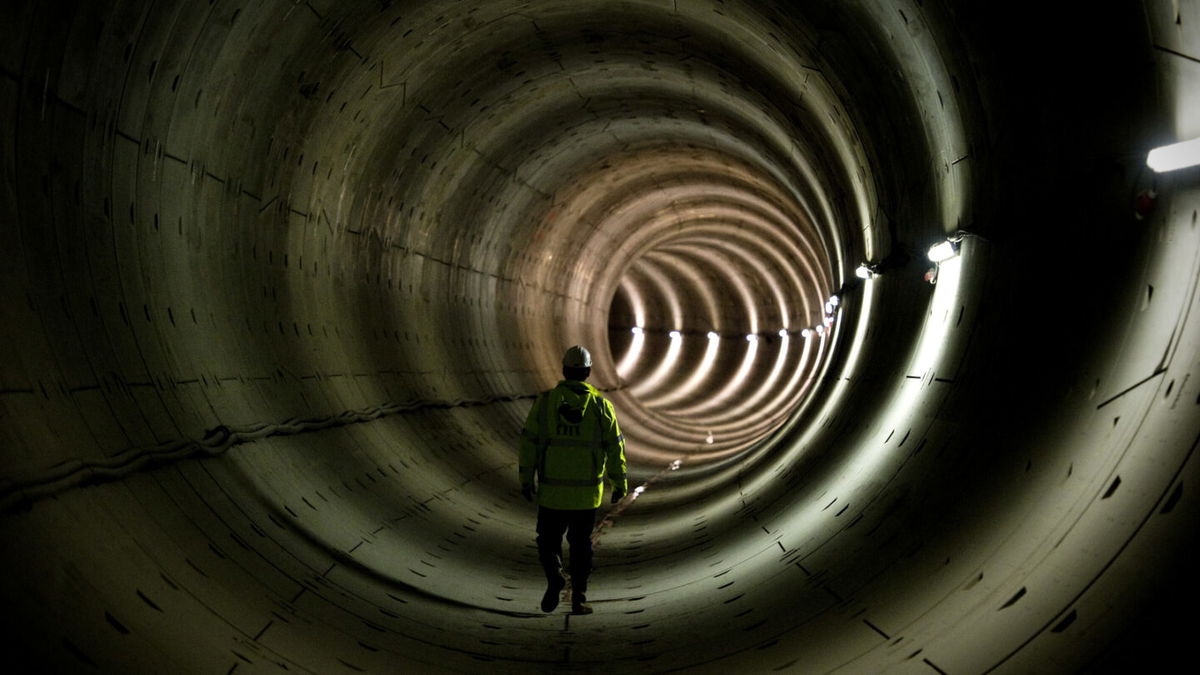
[563,345,592,368]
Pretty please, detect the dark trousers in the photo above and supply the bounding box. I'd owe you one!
[536,506,597,596]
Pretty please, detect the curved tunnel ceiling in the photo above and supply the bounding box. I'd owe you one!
[2,1,1199,672]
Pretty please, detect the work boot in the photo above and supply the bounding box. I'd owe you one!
[541,573,566,613]
[571,593,593,615]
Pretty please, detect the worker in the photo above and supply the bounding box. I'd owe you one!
[519,345,627,615]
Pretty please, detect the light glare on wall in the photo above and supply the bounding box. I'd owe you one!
[617,326,646,377]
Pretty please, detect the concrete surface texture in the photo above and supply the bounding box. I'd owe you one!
[1,1,1198,672]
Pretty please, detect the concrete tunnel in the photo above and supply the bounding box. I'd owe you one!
[2,0,1199,672]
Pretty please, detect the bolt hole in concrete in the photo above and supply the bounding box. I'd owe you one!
[1,1,1199,673]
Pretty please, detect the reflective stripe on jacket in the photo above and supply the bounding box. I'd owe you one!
[518,380,627,510]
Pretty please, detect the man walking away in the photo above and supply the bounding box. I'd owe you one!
[518,345,627,615]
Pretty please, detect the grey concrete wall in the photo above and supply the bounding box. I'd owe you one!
[1,1,1197,672]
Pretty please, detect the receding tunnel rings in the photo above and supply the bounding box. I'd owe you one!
[501,104,852,469]
[607,252,834,463]
[582,157,841,466]
[500,140,847,470]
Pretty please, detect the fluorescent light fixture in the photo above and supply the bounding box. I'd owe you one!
[927,240,959,263]
[855,264,874,279]
[1147,137,1200,173]
[669,330,681,339]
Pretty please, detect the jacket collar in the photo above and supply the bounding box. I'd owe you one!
[557,379,595,395]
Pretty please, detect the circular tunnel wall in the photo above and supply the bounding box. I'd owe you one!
[2,1,1199,673]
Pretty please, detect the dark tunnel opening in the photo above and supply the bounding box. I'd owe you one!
[1,1,1199,673]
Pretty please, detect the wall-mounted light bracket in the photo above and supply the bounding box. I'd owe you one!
[855,263,878,279]
[927,238,961,263]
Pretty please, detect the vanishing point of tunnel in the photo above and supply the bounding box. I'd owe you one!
[2,1,1199,673]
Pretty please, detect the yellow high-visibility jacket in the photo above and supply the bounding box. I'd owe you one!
[519,380,627,510]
